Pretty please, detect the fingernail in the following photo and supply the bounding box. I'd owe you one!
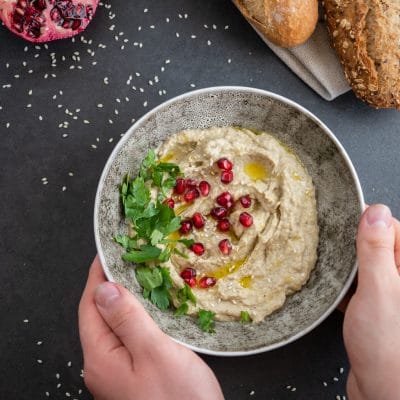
[366,204,392,228]
[95,282,121,308]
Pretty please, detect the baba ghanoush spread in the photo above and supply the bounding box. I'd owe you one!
[116,126,319,331]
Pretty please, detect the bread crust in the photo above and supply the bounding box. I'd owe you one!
[324,0,400,109]
[233,0,318,48]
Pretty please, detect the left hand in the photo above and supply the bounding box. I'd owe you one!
[78,256,224,400]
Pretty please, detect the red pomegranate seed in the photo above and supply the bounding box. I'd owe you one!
[210,207,228,220]
[190,242,205,256]
[218,239,232,255]
[216,158,233,171]
[216,192,234,208]
[239,212,253,227]
[217,218,230,232]
[186,178,198,189]
[174,178,187,194]
[221,170,233,184]
[199,180,211,196]
[163,198,175,208]
[240,195,252,208]
[192,212,205,229]
[184,188,200,202]
[180,267,197,280]
[180,220,193,234]
[199,276,217,288]
[186,277,197,287]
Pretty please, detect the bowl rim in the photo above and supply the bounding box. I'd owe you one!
[94,85,365,357]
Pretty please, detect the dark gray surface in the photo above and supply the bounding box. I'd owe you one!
[0,1,399,399]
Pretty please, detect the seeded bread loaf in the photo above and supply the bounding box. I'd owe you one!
[324,0,400,109]
[233,0,318,48]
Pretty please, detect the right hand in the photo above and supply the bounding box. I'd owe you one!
[343,204,400,400]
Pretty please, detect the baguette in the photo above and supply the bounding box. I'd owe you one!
[324,0,400,109]
[233,0,318,48]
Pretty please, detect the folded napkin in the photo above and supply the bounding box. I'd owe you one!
[250,22,351,101]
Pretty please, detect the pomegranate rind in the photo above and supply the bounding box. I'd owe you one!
[0,0,99,43]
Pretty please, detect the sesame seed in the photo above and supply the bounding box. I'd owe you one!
[333,377,339,382]
[37,341,43,345]
[249,391,255,396]
[23,319,29,323]
[339,367,344,374]
[37,359,43,364]
[45,392,49,397]
[62,186,67,192]
[57,383,61,389]
[97,104,103,108]
[56,373,60,379]
[323,381,328,387]
[67,361,72,367]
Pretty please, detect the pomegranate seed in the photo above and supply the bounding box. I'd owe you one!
[239,212,253,227]
[216,158,233,171]
[163,198,175,208]
[180,267,197,280]
[216,192,234,208]
[192,212,205,229]
[217,218,230,232]
[210,207,228,220]
[199,180,211,196]
[199,276,217,288]
[174,178,187,194]
[186,277,197,288]
[221,170,233,184]
[218,239,232,255]
[186,178,198,189]
[190,242,205,256]
[184,188,200,202]
[240,195,252,208]
[180,220,193,234]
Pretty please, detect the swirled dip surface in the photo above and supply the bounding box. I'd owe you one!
[160,127,319,322]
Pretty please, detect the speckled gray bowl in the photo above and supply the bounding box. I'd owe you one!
[94,86,364,356]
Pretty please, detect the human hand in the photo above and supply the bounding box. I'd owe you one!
[343,204,400,400]
[78,256,224,400]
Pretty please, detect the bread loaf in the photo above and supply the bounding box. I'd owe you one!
[324,0,400,109]
[233,0,318,48]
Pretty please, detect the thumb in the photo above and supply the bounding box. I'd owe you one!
[94,281,167,358]
[356,204,397,291]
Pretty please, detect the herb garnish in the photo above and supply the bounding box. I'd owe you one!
[197,309,216,333]
[240,311,251,323]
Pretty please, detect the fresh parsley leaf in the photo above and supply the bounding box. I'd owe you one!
[177,238,195,248]
[160,267,173,289]
[150,229,164,245]
[139,149,156,180]
[174,303,189,316]
[197,309,215,333]
[150,286,171,310]
[240,311,251,323]
[114,235,137,251]
[177,284,196,305]
[158,247,171,263]
[135,266,163,291]
[162,217,182,236]
[172,248,189,259]
[122,245,162,263]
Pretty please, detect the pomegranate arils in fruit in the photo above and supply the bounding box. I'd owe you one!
[174,178,187,195]
[163,198,175,209]
[218,239,232,255]
[199,276,217,288]
[192,212,205,229]
[1,0,99,43]
[179,220,193,234]
[240,195,252,208]
[190,243,205,256]
[216,158,233,171]
[221,170,233,184]
[216,192,234,208]
[210,207,228,220]
[239,212,253,227]
[184,188,199,203]
[217,218,230,232]
[199,180,211,196]
[186,277,197,288]
[180,267,197,280]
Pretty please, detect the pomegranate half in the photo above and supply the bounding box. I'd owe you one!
[0,0,99,42]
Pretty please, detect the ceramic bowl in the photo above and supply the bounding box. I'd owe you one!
[94,86,364,356]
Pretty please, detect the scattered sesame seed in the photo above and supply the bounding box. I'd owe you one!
[97,104,103,108]
[62,186,67,192]
[45,392,50,397]
[339,367,344,374]
[37,359,43,364]
[333,377,339,382]
[23,319,29,323]
[207,40,211,46]
[91,144,97,149]
[249,391,255,396]
[67,361,72,367]
[57,383,61,389]
[68,172,74,177]
[323,381,328,387]
[56,373,60,379]
[291,387,296,392]
[37,341,43,345]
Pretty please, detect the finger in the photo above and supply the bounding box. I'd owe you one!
[94,281,169,361]
[394,218,400,272]
[78,256,122,359]
[356,204,398,292]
